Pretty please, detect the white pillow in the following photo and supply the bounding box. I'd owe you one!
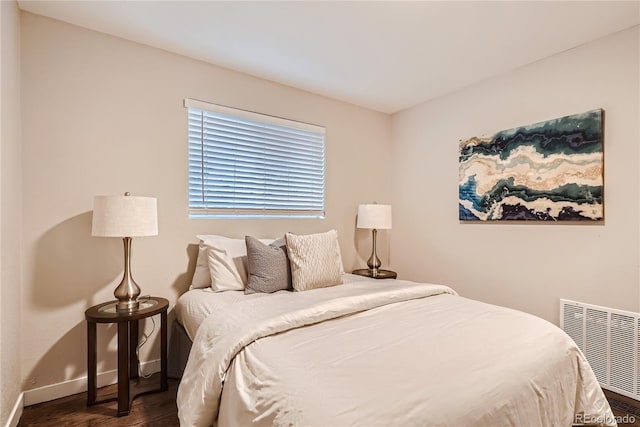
[192,235,275,292]
[285,230,345,292]
[189,243,212,289]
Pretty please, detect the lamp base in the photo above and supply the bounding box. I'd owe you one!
[116,299,140,312]
[366,229,381,271]
[114,237,142,312]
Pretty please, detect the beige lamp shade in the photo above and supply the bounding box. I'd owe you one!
[357,204,392,230]
[92,194,158,237]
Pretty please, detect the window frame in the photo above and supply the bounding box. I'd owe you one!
[185,98,326,219]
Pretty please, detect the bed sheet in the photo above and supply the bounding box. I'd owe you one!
[175,273,369,340]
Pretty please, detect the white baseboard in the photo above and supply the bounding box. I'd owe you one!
[23,359,161,407]
[5,392,23,427]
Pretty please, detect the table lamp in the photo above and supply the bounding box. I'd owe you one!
[357,203,392,277]
[92,192,158,312]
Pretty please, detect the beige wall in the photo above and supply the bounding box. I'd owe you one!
[1,0,23,423]
[391,26,640,324]
[16,6,639,406]
[20,13,391,394]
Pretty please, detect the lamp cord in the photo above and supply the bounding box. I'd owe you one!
[135,295,156,379]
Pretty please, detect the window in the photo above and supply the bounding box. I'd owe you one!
[185,99,325,219]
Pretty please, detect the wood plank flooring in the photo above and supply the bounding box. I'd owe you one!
[18,381,640,426]
[18,379,179,426]
[606,389,640,427]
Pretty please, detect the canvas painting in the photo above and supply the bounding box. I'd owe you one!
[459,109,603,221]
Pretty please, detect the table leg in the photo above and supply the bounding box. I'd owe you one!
[161,310,168,391]
[117,321,130,416]
[129,320,139,379]
[87,322,97,405]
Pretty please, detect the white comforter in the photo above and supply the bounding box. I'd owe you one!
[177,279,615,427]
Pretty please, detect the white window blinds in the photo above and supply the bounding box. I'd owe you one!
[185,99,326,218]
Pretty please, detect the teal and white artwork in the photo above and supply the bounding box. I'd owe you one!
[459,109,603,221]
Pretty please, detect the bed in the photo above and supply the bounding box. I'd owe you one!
[175,273,615,427]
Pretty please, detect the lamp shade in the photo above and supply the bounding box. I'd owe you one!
[357,204,392,230]
[92,194,158,237]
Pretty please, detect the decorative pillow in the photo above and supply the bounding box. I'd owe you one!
[189,243,212,289]
[285,230,344,292]
[194,235,275,292]
[245,236,291,294]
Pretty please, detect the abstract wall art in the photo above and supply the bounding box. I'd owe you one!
[459,109,603,221]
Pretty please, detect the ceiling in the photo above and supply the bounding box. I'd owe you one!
[17,1,640,114]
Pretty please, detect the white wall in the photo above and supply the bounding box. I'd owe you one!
[20,12,391,397]
[391,27,640,324]
[1,0,23,424]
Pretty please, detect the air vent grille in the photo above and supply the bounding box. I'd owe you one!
[610,313,634,394]
[560,299,637,401]
[563,304,584,349]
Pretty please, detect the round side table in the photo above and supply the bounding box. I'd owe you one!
[352,269,397,279]
[85,296,169,416]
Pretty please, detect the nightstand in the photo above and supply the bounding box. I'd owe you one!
[85,296,169,416]
[352,269,397,279]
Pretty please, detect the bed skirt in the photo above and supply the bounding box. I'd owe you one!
[168,320,192,379]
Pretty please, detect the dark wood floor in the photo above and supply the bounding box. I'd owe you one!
[18,379,179,426]
[18,381,640,426]
[606,389,640,426]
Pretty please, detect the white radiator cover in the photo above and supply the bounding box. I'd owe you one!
[560,299,637,400]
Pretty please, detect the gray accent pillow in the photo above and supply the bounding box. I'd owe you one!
[245,236,292,294]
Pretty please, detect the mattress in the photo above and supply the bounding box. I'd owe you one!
[176,277,615,427]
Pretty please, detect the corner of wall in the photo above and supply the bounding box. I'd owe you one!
[0,0,23,425]
[4,394,23,427]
